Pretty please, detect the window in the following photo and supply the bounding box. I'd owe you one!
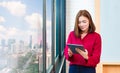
[46,0,52,70]
[0,0,41,73]
[0,0,66,73]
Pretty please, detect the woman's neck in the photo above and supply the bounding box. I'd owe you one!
[81,32,88,39]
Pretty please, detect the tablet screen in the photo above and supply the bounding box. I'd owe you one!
[67,44,85,53]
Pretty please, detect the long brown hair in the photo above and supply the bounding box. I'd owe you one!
[74,10,96,37]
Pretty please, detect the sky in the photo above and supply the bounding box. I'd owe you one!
[0,0,52,45]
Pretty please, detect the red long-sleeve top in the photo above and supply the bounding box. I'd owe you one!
[64,31,102,67]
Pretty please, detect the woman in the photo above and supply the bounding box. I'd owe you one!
[64,10,102,73]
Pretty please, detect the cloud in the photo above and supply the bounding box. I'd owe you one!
[24,13,52,44]
[24,13,52,30]
[0,25,20,39]
[0,25,7,39]
[6,27,19,37]
[0,16,5,23]
[24,13,42,29]
[0,1,26,16]
[0,25,6,32]
[0,25,39,44]
[0,26,20,39]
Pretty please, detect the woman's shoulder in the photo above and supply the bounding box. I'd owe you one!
[68,31,76,37]
[91,32,101,38]
[69,31,74,35]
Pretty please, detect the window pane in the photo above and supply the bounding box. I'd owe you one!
[0,0,42,73]
[46,0,52,69]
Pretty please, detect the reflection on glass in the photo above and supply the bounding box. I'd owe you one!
[46,0,52,69]
[0,0,42,73]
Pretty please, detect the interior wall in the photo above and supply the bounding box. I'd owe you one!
[101,0,120,62]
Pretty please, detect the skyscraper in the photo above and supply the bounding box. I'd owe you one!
[29,35,32,49]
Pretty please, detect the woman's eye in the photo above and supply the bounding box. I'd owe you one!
[79,21,87,23]
[82,21,87,23]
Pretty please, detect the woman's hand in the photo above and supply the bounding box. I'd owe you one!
[76,48,89,60]
[68,48,73,57]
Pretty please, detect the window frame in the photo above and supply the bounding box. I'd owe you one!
[42,0,66,73]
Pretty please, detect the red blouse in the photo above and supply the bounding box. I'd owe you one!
[64,31,102,67]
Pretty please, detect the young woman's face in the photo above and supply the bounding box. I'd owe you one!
[78,16,89,33]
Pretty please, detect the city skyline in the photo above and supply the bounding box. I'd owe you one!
[0,0,52,45]
[0,0,52,73]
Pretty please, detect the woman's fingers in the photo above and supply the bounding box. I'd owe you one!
[68,48,73,57]
[75,48,88,60]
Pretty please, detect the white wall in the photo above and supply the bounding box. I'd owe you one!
[101,0,120,62]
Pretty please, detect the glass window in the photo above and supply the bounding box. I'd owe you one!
[0,0,42,73]
[0,0,66,73]
[46,0,52,70]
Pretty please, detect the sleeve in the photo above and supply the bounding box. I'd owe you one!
[85,34,102,67]
[64,32,74,61]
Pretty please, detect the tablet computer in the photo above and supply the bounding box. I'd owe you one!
[67,44,85,53]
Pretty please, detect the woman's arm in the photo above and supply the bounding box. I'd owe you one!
[85,34,102,67]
